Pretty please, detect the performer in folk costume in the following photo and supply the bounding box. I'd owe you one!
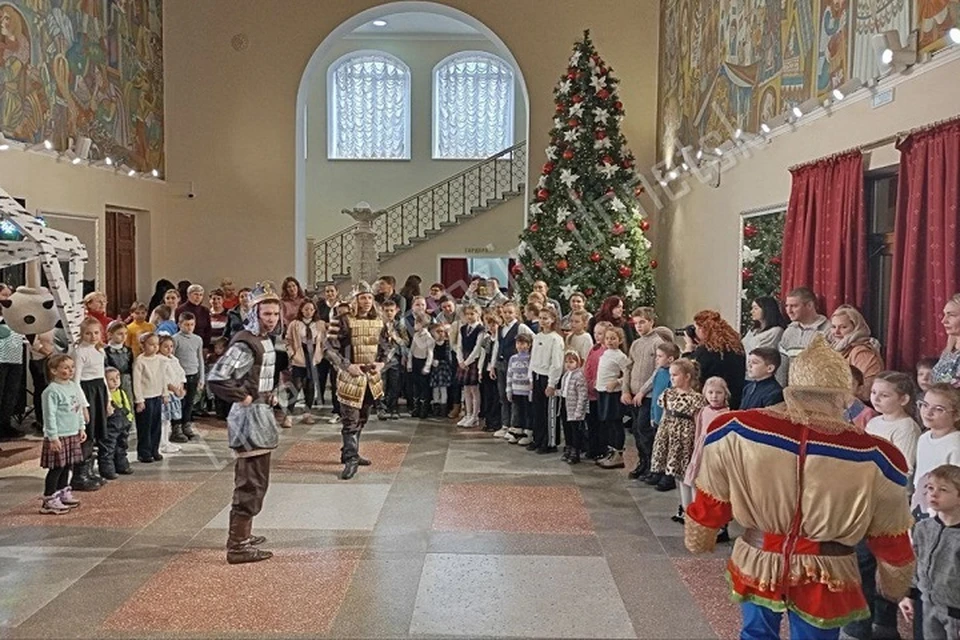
[685,336,915,640]
[324,281,394,480]
[207,282,282,565]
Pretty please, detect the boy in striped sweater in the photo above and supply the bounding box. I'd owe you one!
[504,334,533,445]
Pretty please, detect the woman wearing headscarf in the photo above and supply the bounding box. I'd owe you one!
[148,279,176,314]
[829,304,885,402]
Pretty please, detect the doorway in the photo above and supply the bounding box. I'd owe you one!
[439,256,513,298]
[105,209,138,318]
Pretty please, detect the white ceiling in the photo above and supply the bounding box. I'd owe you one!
[350,12,482,37]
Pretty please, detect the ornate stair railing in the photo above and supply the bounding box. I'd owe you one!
[309,141,527,286]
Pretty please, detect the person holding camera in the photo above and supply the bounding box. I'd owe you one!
[682,311,746,410]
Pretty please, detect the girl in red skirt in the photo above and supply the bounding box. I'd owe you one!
[40,354,88,514]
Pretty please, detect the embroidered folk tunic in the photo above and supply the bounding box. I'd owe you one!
[685,410,915,629]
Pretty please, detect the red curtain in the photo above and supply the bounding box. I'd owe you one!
[440,258,469,299]
[885,119,960,371]
[780,150,868,315]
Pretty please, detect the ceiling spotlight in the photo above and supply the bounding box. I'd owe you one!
[127,169,137,177]
[949,27,960,44]
[666,169,679,181]
[680,162,689,171]
[43,139,53,150]
[696,149,703,160]
[760,123,771,134]
[832,78,863,101]
[151,169,159,178]
[734,128,743,139]
[27,139,54,152]
[372,19,387,27]
[71,156,82,165]
[0,133,9,151]
[790,97,822,121]
[872,30,918,78]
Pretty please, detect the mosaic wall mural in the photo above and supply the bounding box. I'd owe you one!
[0,0,163,171]
[658,0,956,161]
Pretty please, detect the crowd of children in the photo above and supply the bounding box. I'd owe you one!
[24,274,960,638]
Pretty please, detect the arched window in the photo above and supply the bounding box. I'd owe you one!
[433,52,515,159]
[328,51,411,159]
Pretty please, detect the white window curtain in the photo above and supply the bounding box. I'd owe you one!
[434,52,514,159]
[329,51,410,159]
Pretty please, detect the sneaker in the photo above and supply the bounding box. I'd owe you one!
[327,415,341,424]
[517,434,533,446]
[160,443,181,454]
[388,412,400,420]
[461,417,479,428]
[599,451,625,469]
[282,415,293,428]
[492,427,509,438]
[455,415,469,427]
[39,495,70,515]
[302,414,316,425]
[505,433,519,444]
[57,487,81,508]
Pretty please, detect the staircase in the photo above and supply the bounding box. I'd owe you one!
[309,141,527,285]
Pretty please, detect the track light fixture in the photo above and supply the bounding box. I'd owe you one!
[873,30,918,78]
[27,139,54,153]
[0,133,9,151]
[790,97,822,121]
[831,78,863,101]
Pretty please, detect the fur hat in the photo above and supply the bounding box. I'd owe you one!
[351,280,375,299]
[788,334,852,391]
[248,281,281,307]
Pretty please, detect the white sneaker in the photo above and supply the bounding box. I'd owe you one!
[456,416,470,427]
[517,435,533,446]
[504,433,519,443]
[327,415,341,424]
[492,427,509,438]
[160,443,181,454]
[462,416,479,428]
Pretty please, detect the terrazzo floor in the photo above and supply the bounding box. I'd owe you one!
[0,409,746,639]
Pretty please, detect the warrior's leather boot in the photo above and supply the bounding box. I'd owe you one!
[70,460,101,492]
[340,433,361,480]
[226,513,273,565]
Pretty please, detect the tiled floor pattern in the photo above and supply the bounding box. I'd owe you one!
[0,415,750,639]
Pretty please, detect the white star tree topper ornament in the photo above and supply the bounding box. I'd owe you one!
[554,206,571,224]
[545,146,558,160]
[568,102,584,118]
[592,107,610,124]
[563,129,580,143]
[590,75,608,92]
[554,238,573,257]
[594,137,613,150]
[558,79,572,94]
[599,164,619,178]
[529,202,543,216]
[741,245,762,264]
[609,197,627,212]
[610,243,631,261]
[559,169,580,188]
[569,50,582,65]
[624,283,641,300]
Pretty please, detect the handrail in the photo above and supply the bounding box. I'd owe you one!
[311,140,526,284]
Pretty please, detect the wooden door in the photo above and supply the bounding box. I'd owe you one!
[105,210,137,318]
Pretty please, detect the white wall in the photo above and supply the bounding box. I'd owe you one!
[305,35,527,241]
[656,55,960,329]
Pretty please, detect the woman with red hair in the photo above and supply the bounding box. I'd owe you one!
[686,310,746,409]
[589,296,637,347]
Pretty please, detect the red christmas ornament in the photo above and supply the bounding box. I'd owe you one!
[639,219,651,232]
[599,66,607,75]
[567,118,580,128]
[769,255,782,266]
[589,251,602,263]
[741,268,754,282]
[584,287,595,297]
[614,100,623,111]
[556,259,569,272]
[571,94,583,104]
[543,162,555,174]
[529,222,539,233]
[565,220,576,232]
[597,89,610,100]
[595,130,607,140]
[591,55,601,65]
[536,189,549,201]
[634,186,645,197]
[618,265,632,278]
[743,224,758,239]
[567,70,577,80]
[534,260,544,270]
[562,148,575,160]
[649,259,659,269]
[622,157,633,169]
[510,262,524,276]
[555,103,566,114]
[602,155,614,165]
[611,222,625,236]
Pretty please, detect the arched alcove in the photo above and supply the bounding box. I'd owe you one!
[294,1,530,283]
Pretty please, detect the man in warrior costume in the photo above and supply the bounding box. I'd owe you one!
[324,281,394,480]
[207,282,282,564]
[685,336,915,640]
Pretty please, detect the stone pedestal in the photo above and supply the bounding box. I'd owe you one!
[342,205,383,284]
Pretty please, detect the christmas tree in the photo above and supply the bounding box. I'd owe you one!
[512,30,656,308]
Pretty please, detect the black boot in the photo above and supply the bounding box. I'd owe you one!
[71,460,101,492]
[655,475,677,492]
[568,449,581,464]
[561,446,570,462]
[418,400,430,419]
[628,458,649,480]
[716,526,731,543]
[340,433,360,480]
[642,472,663,486]
[170,424,188,443]
[181,422,199,441]
[226,513,273,564]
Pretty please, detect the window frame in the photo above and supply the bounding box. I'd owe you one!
[432,50,516,161]
[327,50,412,161]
